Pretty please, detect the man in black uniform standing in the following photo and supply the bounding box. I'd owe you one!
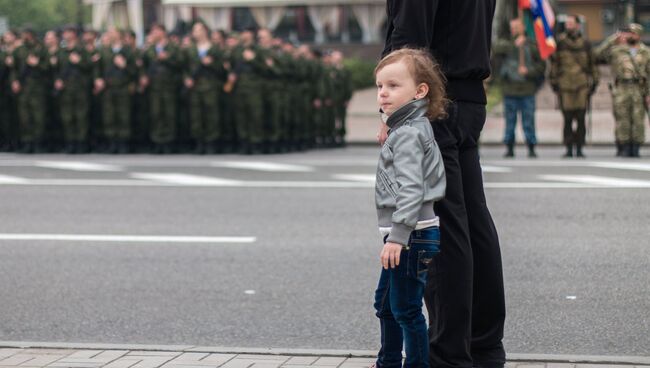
[380,2,505,368]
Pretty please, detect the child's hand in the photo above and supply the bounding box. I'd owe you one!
[381,242,403,269]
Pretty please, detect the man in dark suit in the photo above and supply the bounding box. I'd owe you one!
[379,1,506,367]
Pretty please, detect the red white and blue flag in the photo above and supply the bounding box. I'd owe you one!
[519,0,556,60]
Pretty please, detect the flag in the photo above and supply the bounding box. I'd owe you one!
[529,0,556,60]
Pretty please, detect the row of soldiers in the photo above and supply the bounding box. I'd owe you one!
[0,23,354,154]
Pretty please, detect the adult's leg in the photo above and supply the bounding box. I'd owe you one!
[521,95,537,146]
[502,97,517,155]
[574,109,587,157]
[562,109,574,157]
[426,102,473,368]
[457,102,506,368]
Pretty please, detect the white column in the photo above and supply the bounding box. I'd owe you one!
[214,7,232,31]
[250,6,286,32]
[92,0,113,30]
[351,4,386,44]
[307,5,338,44]
[127,0,144,45]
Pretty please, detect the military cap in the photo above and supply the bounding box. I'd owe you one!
[629,23,644,36]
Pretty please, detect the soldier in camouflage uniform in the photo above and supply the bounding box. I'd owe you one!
[183,22,228,154]
[1,30,20,152]
[141,24,181,154]
[330,50,353,146]
[44,30,63,150]
[95,27,137,154]
[231,30,266,154]
[10,29,49,153]
[550,15,599,158]
[125,29,149,153]
[0,38,11,151]
[595,23,650,157]
[54,27,91,153]
[257,29,284,153]
[83,29,103,151]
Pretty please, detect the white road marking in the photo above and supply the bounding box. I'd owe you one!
[210,161,314,172]
[0,234,256,243]
[587,162,650,172]
[0,177,646,189]
[130,173,242,186]
[332,174,376,182]
[540,175,650,188]
[481,165,513,173]
[0,175,29,184]
[35,161,123,172]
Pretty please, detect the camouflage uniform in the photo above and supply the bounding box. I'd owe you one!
[0,49,11,151]
[259,47,284,152]
[10,40,49,152]
[232,44,266,154]
[96,45,136,152]
[595,24,650,156]
[549,30,599,157]
[332,65,353,145]
[142,42,181,149]
[56,45,91,151]
[184,43,228,153]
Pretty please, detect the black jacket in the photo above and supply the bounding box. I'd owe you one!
[382,0,496,104]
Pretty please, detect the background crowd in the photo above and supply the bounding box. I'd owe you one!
[0,23,354,155]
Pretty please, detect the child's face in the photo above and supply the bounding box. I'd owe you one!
[376,61,423,117]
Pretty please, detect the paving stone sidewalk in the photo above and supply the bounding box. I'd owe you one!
[1,346,649,368]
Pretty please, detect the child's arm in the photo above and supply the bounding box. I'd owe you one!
[386,126,426,246]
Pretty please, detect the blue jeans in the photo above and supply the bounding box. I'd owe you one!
[503,95,537,145]
[374,227,440,368]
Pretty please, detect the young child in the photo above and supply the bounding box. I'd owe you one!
[373,48,447,368]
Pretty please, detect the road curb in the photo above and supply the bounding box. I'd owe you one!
[0,341,649,365]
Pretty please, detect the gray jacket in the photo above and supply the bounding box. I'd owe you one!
[375,98,446,246]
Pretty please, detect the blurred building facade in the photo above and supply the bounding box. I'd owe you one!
[84,0,386,46]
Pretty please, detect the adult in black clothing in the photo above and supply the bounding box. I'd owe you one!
[379,1,506,367]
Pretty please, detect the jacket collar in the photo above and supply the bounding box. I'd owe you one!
[386,98,429,130]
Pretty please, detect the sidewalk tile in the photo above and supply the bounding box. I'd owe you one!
[0,349,20,360]
[546,364,575,368]
[312,357,346,366]
[235,355,290,362]
[219,358,259,368]
[576,365,631,368]
[515,365,546,368]
[0,354,34,366]
[163,352,236,367]
[283,357,318,365]
[127,351,183,357]
[17,354,68,367]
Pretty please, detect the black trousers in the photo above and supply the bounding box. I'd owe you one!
[562,109,586,145]
[425,101,506,368]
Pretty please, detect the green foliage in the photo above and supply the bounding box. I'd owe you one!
[343,57,376,91]
[0,0,90,33]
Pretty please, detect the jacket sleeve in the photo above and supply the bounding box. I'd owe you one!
[382,0,438,57]
[386,126,425,246]
[594,34,618,64]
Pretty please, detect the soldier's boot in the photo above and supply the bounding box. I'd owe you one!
[625,143,634,158]
[576,144,586,158]
[76,142,88,154]
[616,142,624,157]
[504,142,514,158]
[18,142,33,154]
[563,144,573,158]
[64,142,76,154]
[527,143,537,158]
[117,141,129,154]
[631,144,641,158]
[33,142,46,154]
[194,142,205,155]
[107,141,118,154]
[205,142,218,155]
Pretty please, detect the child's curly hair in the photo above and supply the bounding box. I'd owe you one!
[374,48,449,120]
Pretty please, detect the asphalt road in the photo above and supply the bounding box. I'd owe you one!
[0,146,648,356]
